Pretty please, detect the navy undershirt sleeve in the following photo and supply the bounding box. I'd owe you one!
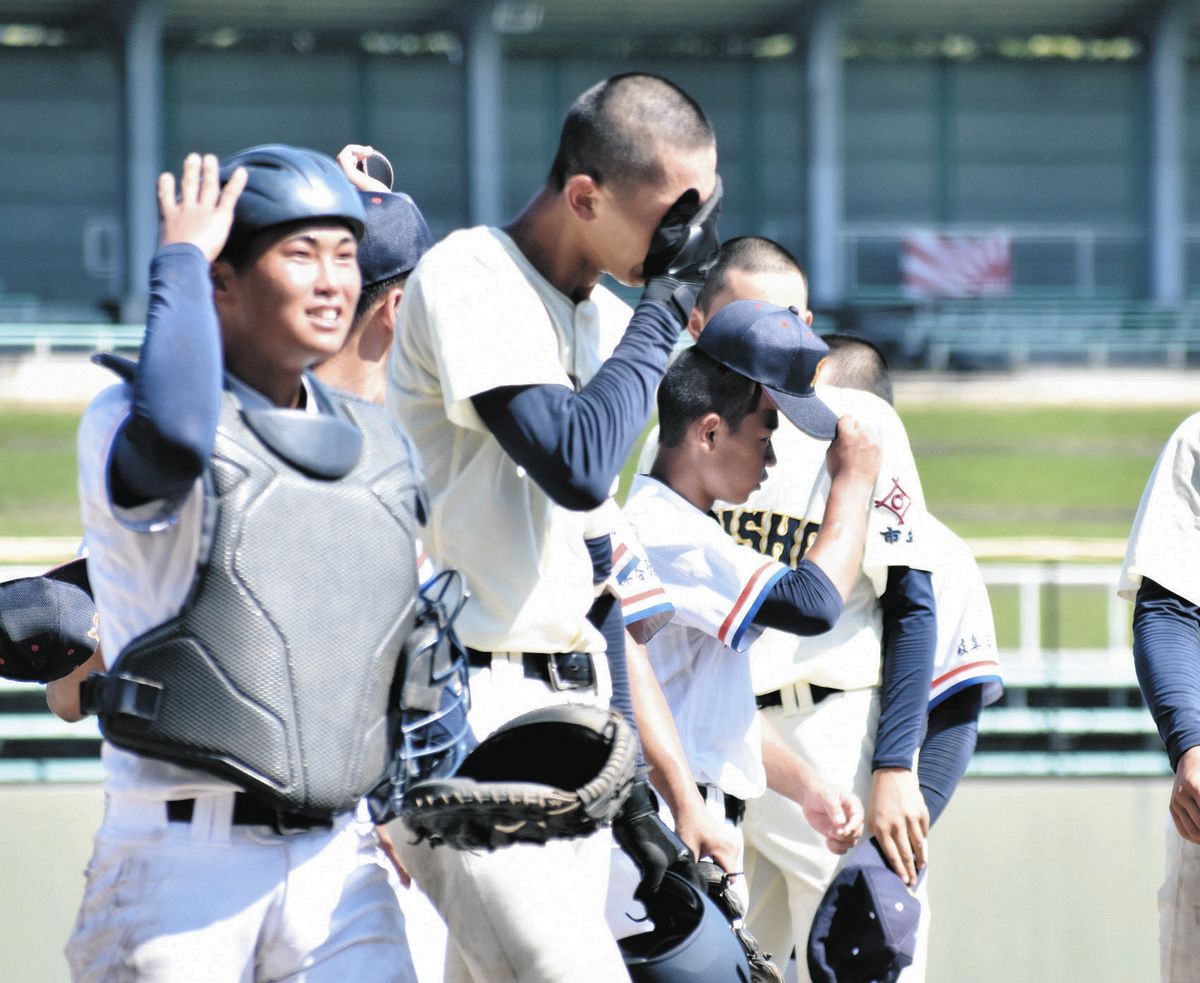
[471,300,680,511]
[109,243,223,508]
[917,686,981,825]
[585,535,643,765]
[873,566,937,770]
[752,559,844,636]
[1133,578,1200,772]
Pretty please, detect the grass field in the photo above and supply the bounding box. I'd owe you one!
[1,401,1191,542]
[0,398,1189,652]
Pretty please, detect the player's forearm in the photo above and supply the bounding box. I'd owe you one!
[803,472,874,600]
[761,717,821,802]
[1134,578,1200,771]
[754,559,843,636]
[626,630,704,817]
[470,301,680,511]
[110,244,223,507]
[917,686,982,825]
[873,566,936,770]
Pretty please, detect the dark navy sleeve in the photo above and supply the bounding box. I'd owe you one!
[873,566,937,770]
[585,535,644,765]
[752,559,844,636]
[109,243,223,508]
[917,686,981,825]
[471,300,680,511]
[1133,578,1200,772]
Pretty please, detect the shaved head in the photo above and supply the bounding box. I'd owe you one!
[820,334,894,405]
[697,236,807,315]
[548,73,714,193]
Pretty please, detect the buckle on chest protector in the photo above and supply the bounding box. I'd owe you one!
[80,671,163,720]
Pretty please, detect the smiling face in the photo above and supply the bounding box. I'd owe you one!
[215,221,361,379]
[706,388,779,505]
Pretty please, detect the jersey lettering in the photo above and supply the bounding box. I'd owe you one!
[717,507,821,569]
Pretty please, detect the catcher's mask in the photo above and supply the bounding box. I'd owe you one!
[370,569,472,823]
[619,869,753,982]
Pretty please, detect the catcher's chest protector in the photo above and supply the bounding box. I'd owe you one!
[98,382,421,816]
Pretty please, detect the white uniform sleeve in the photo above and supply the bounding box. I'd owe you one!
[929,521,1004,708]
[1119,413,1200,606]
[398,243,573,434]
[649,520,788,654]
[857,394,935,589]
[608,507,675,644]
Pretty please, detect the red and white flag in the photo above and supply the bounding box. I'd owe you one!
[901,230,1011,299]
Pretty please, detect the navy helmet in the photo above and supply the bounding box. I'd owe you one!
[219,145,367,254]
[620,870,753,982]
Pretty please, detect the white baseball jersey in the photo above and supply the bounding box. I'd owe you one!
[387,226,630,655]
[1119,412,1200,607]
[624,474,789,800]
[717,384,934,694]
[927,516,1003,709]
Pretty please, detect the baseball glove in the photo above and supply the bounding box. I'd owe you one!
[401,703,638,850]
[696,860,786,983]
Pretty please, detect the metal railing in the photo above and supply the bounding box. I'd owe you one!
[0,562,1164,781]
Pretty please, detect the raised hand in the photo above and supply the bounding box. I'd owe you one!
[157,152,246,262]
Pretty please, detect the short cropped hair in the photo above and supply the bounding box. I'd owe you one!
[353,271,409,327]
[548,73,713,193]
[657,347,762,448]
[821,334,893,405]
[697,236,806,315]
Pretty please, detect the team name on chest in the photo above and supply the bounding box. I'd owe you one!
[716,508,820,569]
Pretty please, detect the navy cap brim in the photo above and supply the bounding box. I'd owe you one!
[765,386,839,441]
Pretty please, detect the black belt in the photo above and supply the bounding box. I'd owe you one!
[698,784,745,826]
[466,648,595,691]
[166,794,334,836]
[755,683,843,711]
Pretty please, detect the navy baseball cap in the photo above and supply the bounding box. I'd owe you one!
[0,558,97,683]
[807,838,923,983]
[357,190,434,289]
[696,299,838,440]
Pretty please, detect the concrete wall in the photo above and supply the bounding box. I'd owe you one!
[0,776,1171,982]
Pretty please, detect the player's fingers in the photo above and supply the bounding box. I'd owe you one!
[216,166,248,217]
[909,819,928,871]
[179,152,201,205]
[1172,794,1200,843]
[820,789,846,827]
[197,153,220,208]
[157,171,177,217]
[877,830,914,886]
[842,792,865,833]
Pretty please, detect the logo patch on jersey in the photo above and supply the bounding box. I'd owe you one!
[874,478,912,525]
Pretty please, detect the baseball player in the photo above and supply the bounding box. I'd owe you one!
[811,334,1004,979]
[64,147,438,982]
[1120,412,1200,982]
[387,73,721,982]
[610,301,875,940]
[664,237,936,983]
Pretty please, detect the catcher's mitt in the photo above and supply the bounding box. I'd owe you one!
[401,702,637,851]
[696,860,786,983]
